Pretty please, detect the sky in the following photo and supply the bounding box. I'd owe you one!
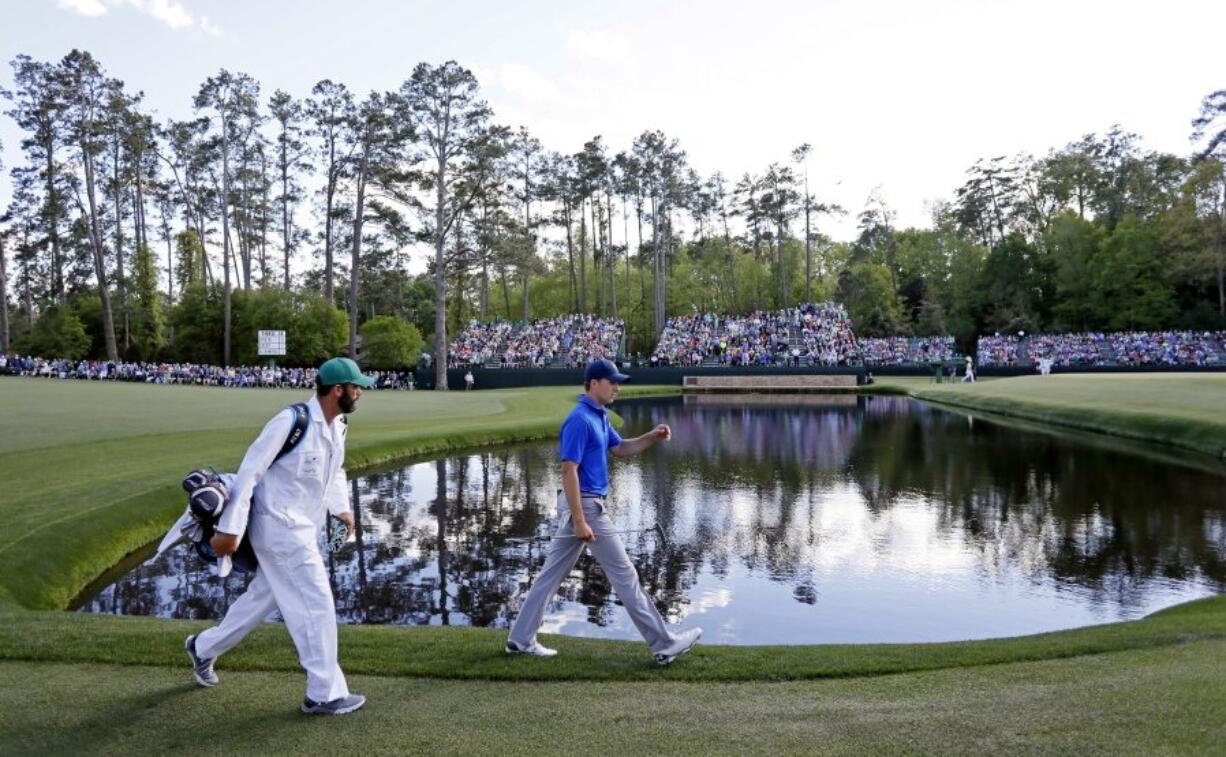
[2,0,1225,255]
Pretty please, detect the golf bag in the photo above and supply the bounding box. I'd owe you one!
[179,402,310,574]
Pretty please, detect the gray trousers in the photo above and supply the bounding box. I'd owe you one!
[508,492,676,652]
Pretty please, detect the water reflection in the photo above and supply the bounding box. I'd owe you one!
[84,397,1226,644]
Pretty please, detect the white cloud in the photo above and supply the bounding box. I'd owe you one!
[56,0,108,16]
[53,0,222,35]
[146,0,193,29]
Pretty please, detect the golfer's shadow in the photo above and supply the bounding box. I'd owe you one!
[5,677,199,753]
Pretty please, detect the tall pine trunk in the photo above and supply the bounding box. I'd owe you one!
[45,138,64,303]
[479,202,489,320]
[433,153,449,390]
[804,197,812,303]
[259,151,270,286]
[324,140,337,303]
[521,269,530,321]
[220,127,233,366]
[578,202,587,312]
[564,200,577,311]
[280,133,293,290]
[522,165,531,320]
[651,194,663,335]
[592,198,602,315]
[636,200,646,312]
[776,216,786,308]
[112,140,129,353]
[500,264,511,318]
[1218,179,1225,318]
[161,210,174,307]
[81,146,119,361]
[348,143,369,360]
[0,232,9,351]
[607,191,617,320]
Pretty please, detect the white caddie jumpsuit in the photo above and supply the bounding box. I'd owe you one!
[194,396,353,703]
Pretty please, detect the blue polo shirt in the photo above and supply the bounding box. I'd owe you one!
[559,394,623,496]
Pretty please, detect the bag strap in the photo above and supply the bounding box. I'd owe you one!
[274,402,310,463]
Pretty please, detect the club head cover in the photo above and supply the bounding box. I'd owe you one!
[327,518,350,553]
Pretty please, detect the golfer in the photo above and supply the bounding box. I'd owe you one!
[506,358,702,665]
[185,357,372,715]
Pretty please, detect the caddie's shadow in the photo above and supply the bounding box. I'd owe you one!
[4,680,199,753]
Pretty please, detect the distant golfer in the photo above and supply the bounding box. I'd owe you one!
[505,358,702,665]
[185,357,372,715]
[962,355,976,382]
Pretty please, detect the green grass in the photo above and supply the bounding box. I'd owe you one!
[913,373,1226,461]
[1,374,1225,752]
[5,639,1225,755]
[2,595,1225,683]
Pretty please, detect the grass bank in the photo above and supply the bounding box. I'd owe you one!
[2,595,1224,683]
[912,373,1226,461]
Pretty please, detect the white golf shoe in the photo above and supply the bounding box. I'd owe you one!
[504,639,558,657]
[654,627,703,666]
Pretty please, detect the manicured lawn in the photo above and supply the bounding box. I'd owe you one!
[915,373,1226,460]
[5,638,1225,754]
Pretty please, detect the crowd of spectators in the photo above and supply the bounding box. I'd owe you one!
[1024,333,1113,367]
[978,331,1226,367]
[976,335,1024,366]
[651,303,858,367]
[8,325,1225,386]
[857,337,956,365]
[1110,331,1225,366]
[447,315,624,368]
[0,355,417,389]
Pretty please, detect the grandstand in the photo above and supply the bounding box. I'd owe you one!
[857,337,957,365]
[978,331,1226,368]
[448,315,625,369]
[651,303,858,368]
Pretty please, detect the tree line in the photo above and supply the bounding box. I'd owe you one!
[1,51,1223,387]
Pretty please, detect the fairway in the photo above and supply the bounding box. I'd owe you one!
[0,375,1224,753]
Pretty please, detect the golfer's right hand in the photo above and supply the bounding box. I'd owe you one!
[210,531,240,557]
[574,521,596,543]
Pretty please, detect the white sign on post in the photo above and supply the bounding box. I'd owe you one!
[258,330,286,356]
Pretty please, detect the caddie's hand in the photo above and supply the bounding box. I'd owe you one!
[337,511,356,541]
[574,520,596,543]
[210,531,239,557]
[653,423,672,443]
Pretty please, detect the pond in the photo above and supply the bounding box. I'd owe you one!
[81,395,1226,644]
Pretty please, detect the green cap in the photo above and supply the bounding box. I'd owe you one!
[318,356,375,388]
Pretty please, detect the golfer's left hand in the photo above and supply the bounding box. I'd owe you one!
[652,424,672,443]
[337,511,355,541]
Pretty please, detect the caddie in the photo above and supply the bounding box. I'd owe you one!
[185,356,372,715]
[505,358,702,665]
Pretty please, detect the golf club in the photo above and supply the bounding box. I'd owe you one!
[505,523,669,548]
